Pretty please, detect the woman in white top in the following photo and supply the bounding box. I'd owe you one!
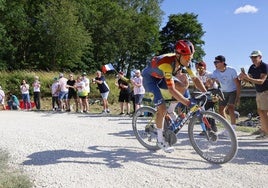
[20,79,31,110]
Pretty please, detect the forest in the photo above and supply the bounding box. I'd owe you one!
[0,0,205,75]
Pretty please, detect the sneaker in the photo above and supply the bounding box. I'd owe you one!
[106,109,110,113]
[119,112,124,115]
[101,110,107,114]
[157,141,175,153]
[256,132,268,140]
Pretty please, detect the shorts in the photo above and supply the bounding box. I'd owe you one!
[119,91,131,103]
[256,90,268,110]
[101,91,109,100]
[134,94,144,105]
[219,91,236,106]
[58,91,68,100]
[68,92,77,100]
[142,67,168,106]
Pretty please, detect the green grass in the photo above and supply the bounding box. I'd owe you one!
[0,149,33,188]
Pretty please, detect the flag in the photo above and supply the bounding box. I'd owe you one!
[102,63,115,73]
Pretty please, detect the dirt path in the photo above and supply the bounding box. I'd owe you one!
[0,111,267,188]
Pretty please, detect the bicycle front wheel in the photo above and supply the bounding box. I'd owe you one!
[188,111,238,164]
[132,106,160,151]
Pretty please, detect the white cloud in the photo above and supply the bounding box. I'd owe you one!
[234,5,258,14]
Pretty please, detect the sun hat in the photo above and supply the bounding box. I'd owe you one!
[250,50,262,57]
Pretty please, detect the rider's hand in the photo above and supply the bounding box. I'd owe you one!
[188,98,199,112]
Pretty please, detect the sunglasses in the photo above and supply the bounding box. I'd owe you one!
[250,56,258,59]
[197,67,204,71]
[214,60,222,64]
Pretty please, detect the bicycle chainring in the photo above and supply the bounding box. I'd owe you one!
[163,129,177,146]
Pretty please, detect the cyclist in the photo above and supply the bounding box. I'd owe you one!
[142,39,207,153]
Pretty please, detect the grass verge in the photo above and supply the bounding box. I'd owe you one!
[0,149,33,188]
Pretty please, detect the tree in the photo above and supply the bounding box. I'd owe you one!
[160,13,206,63]
[35,0,92,71]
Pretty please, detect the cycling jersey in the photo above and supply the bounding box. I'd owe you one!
[142,53,195,106]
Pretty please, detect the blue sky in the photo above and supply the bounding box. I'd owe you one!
[160,0,268,73]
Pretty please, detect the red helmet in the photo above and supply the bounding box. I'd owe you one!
[174,40,195,55]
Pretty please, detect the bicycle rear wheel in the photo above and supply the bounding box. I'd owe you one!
[188,111,238,164]
[132,106,160,151]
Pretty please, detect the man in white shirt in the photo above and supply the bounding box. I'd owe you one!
[58,73,68,111]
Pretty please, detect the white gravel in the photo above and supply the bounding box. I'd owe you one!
[0,110,268,188]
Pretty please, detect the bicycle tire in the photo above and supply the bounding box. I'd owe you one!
[188,111,238,164]
[132,106,160,151]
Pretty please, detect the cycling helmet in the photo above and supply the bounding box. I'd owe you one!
[174,40,195,55]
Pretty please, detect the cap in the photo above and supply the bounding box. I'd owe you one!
[82,72,87,76]
[197,61,206,69]
[59,73,63,78]
[215,55,226,62]
[250,50,262,57]
[135,70,141,74]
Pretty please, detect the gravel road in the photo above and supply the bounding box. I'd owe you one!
[0,111,267,188]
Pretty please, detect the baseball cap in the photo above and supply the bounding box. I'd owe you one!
[82,72,87,76]
[250,50,262,57]
[59,73,63,78]
[197,61,206,69]
[215,55,226,62]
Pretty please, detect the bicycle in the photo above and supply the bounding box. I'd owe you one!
[132,91,238,164]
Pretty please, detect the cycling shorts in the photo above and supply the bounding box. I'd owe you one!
[142,67,168,106]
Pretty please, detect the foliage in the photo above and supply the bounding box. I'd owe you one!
[159,13,206,63]
[0,0,164,75]
[237,97,257,116]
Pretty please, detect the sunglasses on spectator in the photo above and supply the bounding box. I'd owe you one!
[197,67,204,71]
[214,60,222,64]
[250,56,258,59]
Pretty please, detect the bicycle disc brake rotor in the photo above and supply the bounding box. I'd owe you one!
[164,129,177,145]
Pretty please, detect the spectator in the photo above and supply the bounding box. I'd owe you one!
[81,72,90,113]
[239,50,268,140]
[131,70,145,112]
[32,76,41,110]
[196,61,218,135]
[93,70,110,114]
[51,77,60,111]
[75,76,88,113]
[58,73,68,111]
[0,86,6,110]
[211,55,241,135]
[66,74,78,112]
[115,71,131,115]
[7,93,20,110]
[20,79,32,110]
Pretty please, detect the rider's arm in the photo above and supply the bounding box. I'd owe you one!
[186,67,207,92]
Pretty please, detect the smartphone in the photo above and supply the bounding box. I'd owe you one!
[241,68,245,73]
